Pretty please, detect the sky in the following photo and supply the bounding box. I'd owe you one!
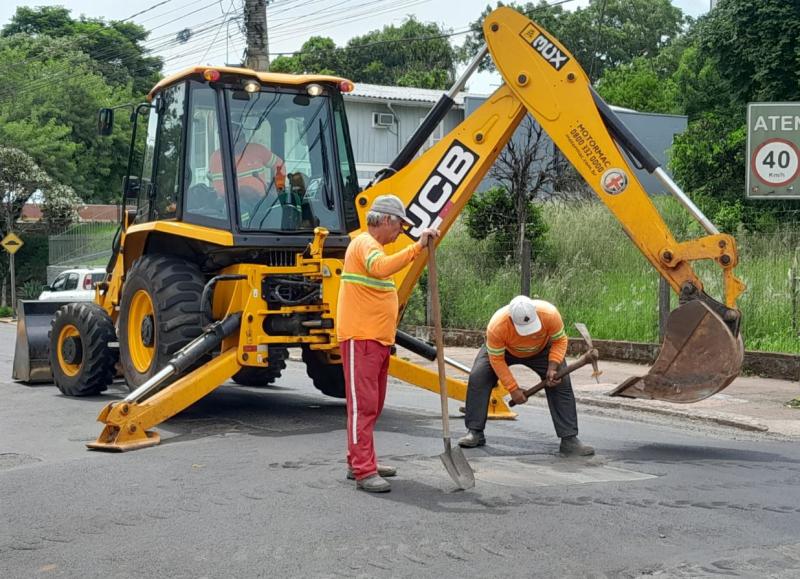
[0,0,713,93]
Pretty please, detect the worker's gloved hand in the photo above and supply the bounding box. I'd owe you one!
[545,362,561,388]
[509,388,527,405]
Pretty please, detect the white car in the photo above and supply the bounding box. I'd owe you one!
[38,268,107,302]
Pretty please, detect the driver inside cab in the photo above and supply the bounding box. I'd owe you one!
[208,122,287,225]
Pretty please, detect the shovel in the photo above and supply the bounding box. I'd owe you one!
[427,237,475,490]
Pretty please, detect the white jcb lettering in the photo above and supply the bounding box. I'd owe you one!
[405,140,478,240]
[419,177,452,213]
[407,204,431,239]
[438,146,475,185]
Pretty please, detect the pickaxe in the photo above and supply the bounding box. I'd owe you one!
[509,322,602,407]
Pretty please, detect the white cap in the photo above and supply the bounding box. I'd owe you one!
[509,296,542,336]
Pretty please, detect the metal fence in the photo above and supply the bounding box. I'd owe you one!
[48,222,117,268]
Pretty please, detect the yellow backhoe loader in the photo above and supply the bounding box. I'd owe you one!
[13,7,745,451]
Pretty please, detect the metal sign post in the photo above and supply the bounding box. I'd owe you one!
[746,102,800,199]
[1,232,24,318]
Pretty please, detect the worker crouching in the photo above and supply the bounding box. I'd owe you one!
[458,296,595,457]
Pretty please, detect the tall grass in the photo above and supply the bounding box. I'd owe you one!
[405,197,800,354]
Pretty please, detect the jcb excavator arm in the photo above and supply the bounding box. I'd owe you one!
[361,7,745,403]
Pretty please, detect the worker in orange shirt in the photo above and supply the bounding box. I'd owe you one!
[458,295,595,457]
[336,194,438,493]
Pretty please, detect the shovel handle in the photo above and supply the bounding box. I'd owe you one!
[427,237,451,441]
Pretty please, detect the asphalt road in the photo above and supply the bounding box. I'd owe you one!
[2,322,800,578]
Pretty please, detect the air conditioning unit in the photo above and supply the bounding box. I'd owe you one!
[372,112,395,129]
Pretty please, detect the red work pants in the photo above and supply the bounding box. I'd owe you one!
[341,339,390,481]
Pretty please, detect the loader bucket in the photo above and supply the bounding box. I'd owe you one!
[610,300,743,403]
[12,300,68,383]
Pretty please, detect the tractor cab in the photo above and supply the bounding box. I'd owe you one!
[106,67,361,247]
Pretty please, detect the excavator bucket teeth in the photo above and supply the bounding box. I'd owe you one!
[13,300,69,383]
[610,300,743,403]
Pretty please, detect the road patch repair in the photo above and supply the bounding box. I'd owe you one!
[398,454,655,492]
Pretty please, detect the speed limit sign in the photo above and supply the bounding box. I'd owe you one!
[747,103,800,198]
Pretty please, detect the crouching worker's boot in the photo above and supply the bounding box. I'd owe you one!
[458,430,486,448]
[356,474,391,493]
[559,435,595,457]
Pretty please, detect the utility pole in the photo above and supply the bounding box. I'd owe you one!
[244,0,270,71]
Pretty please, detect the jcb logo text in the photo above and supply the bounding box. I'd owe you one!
[406,141,477,240]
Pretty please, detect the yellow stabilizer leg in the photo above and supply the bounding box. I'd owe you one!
[88,349,242,451]
[389,356,517,420]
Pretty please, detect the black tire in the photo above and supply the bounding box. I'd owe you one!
[232,348,288,386]
[302,346,346,398]
[49,303,118,396]
[118,255,205,389]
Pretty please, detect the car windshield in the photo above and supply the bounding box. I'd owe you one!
[223,88,342,233]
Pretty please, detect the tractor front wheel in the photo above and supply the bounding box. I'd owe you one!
[50,303,118,396]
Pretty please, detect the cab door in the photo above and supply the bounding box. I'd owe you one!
[135,82,187,223]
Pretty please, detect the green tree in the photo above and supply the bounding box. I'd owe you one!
[595,41,686,114]
[1,6,162,94]
[669,0,800,229]
[465,117,551,260]
[461,0,685,82]
[272,18,456,89]
[0,34,137,203]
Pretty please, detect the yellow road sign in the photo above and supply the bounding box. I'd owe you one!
[1,232,23,254]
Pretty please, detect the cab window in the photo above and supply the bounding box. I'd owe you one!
[152,82,186,220]
[185,82,228,223]
[225,88,342,233]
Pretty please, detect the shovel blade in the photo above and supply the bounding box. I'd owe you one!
[440,444,475,490]
[610,300,744,403]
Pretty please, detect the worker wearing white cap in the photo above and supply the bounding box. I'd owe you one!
[458,295,594,456]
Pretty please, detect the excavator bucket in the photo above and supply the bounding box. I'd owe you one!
[12,300,67,383]
[610,300,744,403]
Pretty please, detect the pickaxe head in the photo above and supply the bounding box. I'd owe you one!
[574,322,602,382]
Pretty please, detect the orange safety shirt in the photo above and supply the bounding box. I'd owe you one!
[336,232,421,346]
[209,143,286,195]
[485,300,568,392]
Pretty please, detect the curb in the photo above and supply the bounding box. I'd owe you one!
[574,391,769,432]
[286,352,770,433]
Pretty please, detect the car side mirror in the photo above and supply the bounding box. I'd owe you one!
[41,284,50,292]
[98,108,114,136]
[123,175,141,200]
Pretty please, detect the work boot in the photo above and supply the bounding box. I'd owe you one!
[356,474,391,493]
[346,464,397,480]
[559,436,595,457]
[458,429,486,448]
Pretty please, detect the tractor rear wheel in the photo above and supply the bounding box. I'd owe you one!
[302,346,345,398]
[119,255,205,389]
[50,303,118,396]
[232,348,288,386]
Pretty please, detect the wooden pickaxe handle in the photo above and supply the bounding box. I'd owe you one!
[508,348,599,407]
